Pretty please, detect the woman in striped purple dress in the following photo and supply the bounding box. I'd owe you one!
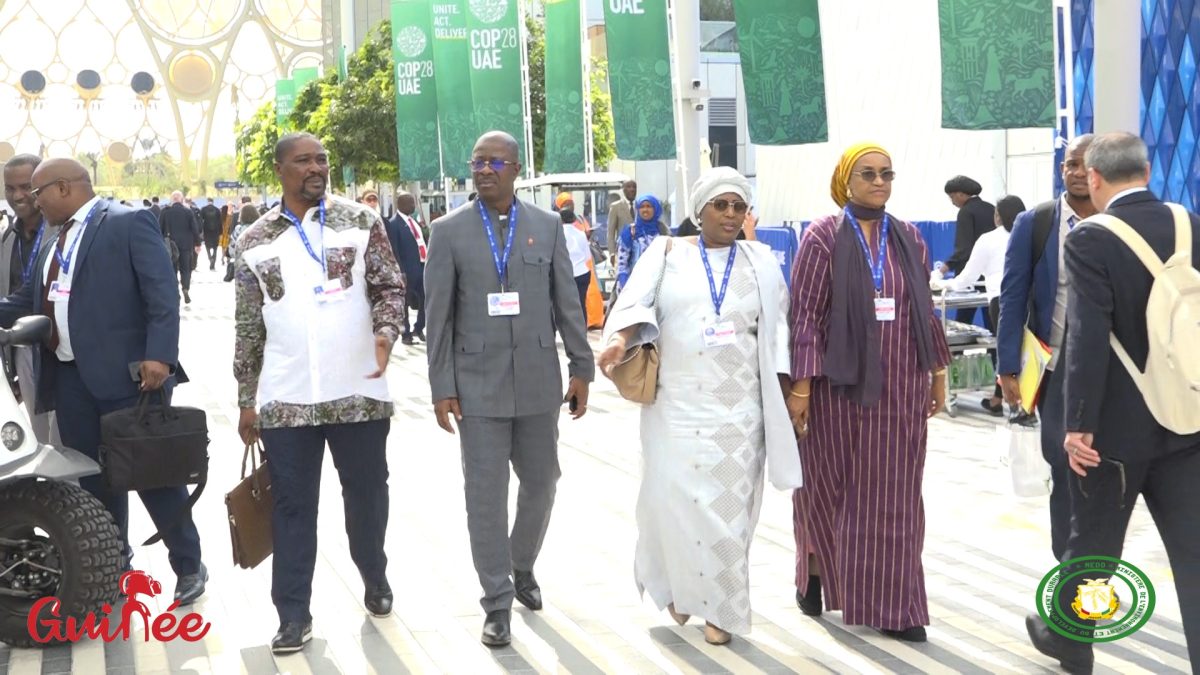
[786,143,951,642]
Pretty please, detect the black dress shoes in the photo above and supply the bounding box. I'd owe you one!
[174,563,208,606]
[1026,614,1094,674]
[481,609,511,647]
[414,330,426,342]
[514,569,542,611]
[271,622,313,654]
[877,625,928,642]
[365,581,393,618]
[797,575,822,617]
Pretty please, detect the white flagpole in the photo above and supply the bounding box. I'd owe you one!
[581,0,595,174]
[518,0,536,179]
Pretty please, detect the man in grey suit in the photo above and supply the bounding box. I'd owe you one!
[0,154,59,443]
[425,130,595,648]
[606,179,637,264]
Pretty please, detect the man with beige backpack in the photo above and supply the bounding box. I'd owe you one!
[1025,131,1200,673]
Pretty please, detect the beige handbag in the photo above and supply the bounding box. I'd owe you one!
[610,239,672,403]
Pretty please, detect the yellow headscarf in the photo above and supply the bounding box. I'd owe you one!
[830,142,890,208]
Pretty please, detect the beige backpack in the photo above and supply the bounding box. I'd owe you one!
[1086,203,1200,434]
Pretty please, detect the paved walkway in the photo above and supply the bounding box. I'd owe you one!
[0,267,1189,674]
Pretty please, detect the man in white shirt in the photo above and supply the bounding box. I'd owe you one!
[561,210,593,319]
[233,133,406,654]
[936,194,1026,414]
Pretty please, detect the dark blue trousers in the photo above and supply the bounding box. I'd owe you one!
[1037,364,1070,561]
[261,419,390,624]
[54,360,203,576]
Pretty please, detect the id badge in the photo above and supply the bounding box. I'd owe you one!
[874,297,896,321]
[47,281,70,302]
[702,320,737,348]
[313,278,347,304]
[487,291,520,316]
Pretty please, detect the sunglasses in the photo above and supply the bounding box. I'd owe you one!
[469,158,518,172]
[707,198,749,215]
[851,169,897,183]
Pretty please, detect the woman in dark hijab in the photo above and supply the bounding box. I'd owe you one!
[787,142,951,642]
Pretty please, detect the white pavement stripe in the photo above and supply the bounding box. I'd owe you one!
[69,639,105,675]
[4,648,39,675]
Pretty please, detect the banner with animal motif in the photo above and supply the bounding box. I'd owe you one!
[939,0,1055,130]
[602,0,676,160]
[732,0,827,145]
[543,0,587,172]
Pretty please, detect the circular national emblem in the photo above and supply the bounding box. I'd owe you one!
[1036,556,1155,643]
[469,0,508,24]
[395,26,427,59]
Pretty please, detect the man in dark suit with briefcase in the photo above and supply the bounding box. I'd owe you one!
[0,159,206,605]
[1025,132,1200,673]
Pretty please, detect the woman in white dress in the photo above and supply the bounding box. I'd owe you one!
[598,167,804,645]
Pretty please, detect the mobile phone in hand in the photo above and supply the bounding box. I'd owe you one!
[568,396,578,413]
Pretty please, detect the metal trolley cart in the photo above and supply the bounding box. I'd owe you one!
[935,290,994,417]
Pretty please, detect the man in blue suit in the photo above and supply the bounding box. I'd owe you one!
[386,190,426,345]
[996,134,1096,561]
[0,159,206,604]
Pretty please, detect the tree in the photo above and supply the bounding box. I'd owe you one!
[326,21,398,183]
[290,71,344,189]
[234,100,280,188]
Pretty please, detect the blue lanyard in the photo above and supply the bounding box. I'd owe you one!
[281,200,326,271]
[477,200,517,291]
[698,237,737,317]
[56,202,101,276]
[17,219,45,285]
[844,207,889,295]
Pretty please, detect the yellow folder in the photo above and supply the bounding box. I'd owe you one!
[1018,328,1053,413]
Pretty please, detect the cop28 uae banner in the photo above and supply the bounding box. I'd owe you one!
[543,0,586,173]
[939,0,1055,130]
[274,79,295,127]
[733,0,827,145]
[391,0,442,181]
[464,0,527,165]
[431,0,476,179]
[602,0,676,160]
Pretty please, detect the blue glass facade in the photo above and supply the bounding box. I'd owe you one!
[1141,0,1200,211]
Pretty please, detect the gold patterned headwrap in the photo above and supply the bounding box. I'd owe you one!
[830,142,891,208]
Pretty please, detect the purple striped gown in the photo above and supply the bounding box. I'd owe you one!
[788,215,951,630]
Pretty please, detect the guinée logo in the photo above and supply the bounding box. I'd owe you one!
[26,570,211,644]
[468,0,508,24]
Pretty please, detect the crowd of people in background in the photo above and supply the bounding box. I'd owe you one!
[0,127,1196,672]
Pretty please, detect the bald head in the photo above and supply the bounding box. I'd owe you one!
[471,130,522,210]
[29,159,94,226]
[171,191,184,204]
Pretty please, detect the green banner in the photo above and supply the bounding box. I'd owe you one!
[733,0,827,145]
[392,1,442,180]
[292,67,320,95]
[602,0,675,160]
[464,0,527,165]
[275,79,295,128]
[543,0,586,173]
[431,1,476,179]
[939,0,1055,129]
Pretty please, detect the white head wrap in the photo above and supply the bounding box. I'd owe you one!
[690,166,752,220]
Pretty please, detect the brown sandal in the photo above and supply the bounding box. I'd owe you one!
[703,622,731,645]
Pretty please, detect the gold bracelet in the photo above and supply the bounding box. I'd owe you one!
[789,391,811,399]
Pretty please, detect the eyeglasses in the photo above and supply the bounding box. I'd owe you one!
[29,179,65,199]
[707,198,749,215]
[469,158,518,172]
[851,169,897,183]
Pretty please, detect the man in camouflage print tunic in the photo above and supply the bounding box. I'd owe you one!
[232,132,406,654]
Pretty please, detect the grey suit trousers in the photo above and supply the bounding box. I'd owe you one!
[16,346,57,445]
[459,410,561,612]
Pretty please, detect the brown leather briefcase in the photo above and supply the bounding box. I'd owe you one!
[225,442,273,569]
